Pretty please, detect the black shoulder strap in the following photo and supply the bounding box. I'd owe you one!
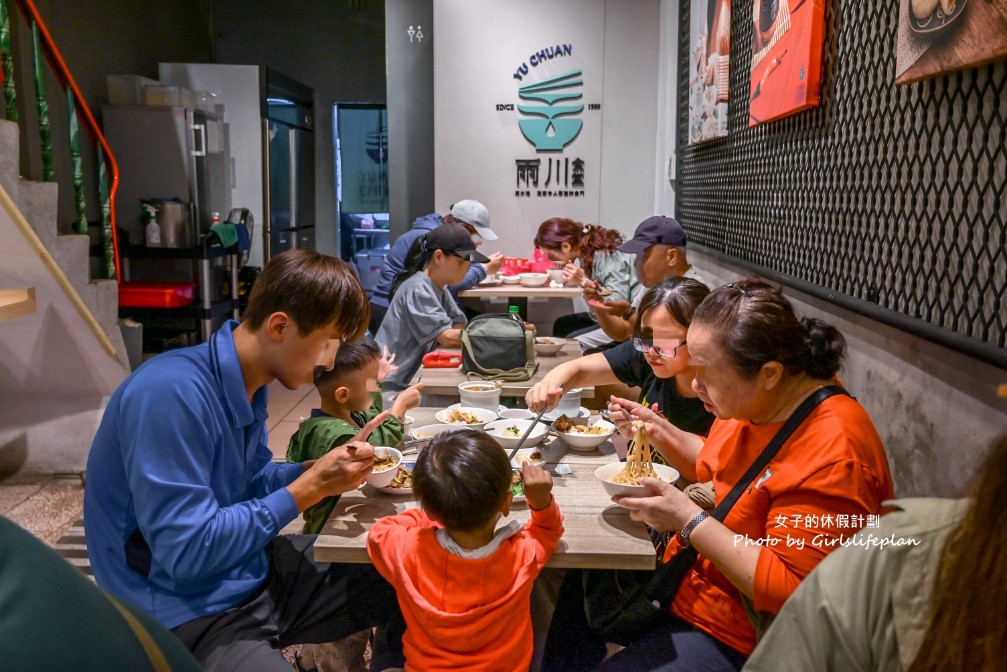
[711,384,851,522]
[646,384,852,605]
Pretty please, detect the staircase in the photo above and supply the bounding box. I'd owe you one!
[0,117,129,473]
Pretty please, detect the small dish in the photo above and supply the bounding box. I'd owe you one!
[403,415,415,425]
[376,461,415,495]
[501,274,522,285]
[410,423,464,441]
[534,337,566,356]
[542,405,591,423]
[499,408,535,420]
[434,406,497,429]
[510,448,546,469]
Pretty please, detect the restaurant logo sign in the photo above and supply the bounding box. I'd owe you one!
[503,43,596,199]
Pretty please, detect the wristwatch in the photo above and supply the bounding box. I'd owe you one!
[678,510,710,547]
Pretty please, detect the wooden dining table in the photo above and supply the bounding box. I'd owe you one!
[457,283,585,322]
[313,407,656,570]
[410,339,595,400]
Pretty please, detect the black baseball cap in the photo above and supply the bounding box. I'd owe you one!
[423,223,490,263]
[617,216,688,254]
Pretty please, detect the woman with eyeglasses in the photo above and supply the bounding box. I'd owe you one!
[526,276,714,441]
[541,278,894,672]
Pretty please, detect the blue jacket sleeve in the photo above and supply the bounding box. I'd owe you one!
[248,442,302,497]
[119,384,299,583]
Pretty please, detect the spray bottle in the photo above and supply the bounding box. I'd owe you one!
[143,203,161,247]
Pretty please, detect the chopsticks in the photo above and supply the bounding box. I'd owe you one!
[508,384,562,462]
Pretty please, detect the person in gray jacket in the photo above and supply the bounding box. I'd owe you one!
[744,431,1007,672]
[370,200,502,333]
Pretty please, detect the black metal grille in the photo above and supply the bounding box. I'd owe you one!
[675,0,1007,361]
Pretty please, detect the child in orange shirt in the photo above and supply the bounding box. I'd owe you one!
[366,428,564,672]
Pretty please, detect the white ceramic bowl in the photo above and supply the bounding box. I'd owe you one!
[484,418,550,450]
[511,448,546,468]
[366,447,404,488]
[519,272,549,287]
[499,408,535,420]
[534,337,566,356]
[410,423,464,441]
[458,381,502,411]
[594,462,680,499]
[501,274,522,285]
[547,269,565,285]
[557,419,616,451]
[434,406,497,430]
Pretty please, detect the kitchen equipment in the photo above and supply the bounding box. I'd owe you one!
[158,63,316,267]
[104,104,231,245]
[141,198,196,249]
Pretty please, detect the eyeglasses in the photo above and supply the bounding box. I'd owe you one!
[632,336,687,359]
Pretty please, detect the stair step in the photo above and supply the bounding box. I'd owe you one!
[52,233,90,292]
[12,179,59,249]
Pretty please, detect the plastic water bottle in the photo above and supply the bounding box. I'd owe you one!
[508,305,524,326]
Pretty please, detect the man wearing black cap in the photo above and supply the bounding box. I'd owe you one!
[587,215,712,342]
[375,223,490,401]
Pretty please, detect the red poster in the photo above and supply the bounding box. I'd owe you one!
[748,0,827,126]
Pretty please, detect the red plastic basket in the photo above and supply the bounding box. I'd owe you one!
[118,281,195,308]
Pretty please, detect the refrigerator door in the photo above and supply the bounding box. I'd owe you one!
[188,109,232,233]
[294,226,315,251]
[270,228,294,255]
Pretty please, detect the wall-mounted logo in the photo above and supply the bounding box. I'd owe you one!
[518,70,584,151]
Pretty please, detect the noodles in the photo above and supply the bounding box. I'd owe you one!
[610,421,657,485]
[372,456,398,473]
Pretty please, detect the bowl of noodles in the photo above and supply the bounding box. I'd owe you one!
[554,416,616,451]
[483,418,550,450]
[434,406,497,430]
[594,420,678,498]
[595,462,679,499]
[365,446,404,489]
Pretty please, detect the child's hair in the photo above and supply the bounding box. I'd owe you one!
[313,337,382,396]
[534,217,623,277]
[413,428,512,533]
[243,249,369,340]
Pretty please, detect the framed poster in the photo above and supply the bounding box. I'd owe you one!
[688,0,731,144]
[748,0,827,126]
[896,0,1007,84]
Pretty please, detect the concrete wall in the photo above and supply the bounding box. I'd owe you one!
[432,0,660,253]
[385,0,435,239]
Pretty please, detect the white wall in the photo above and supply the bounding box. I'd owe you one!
[433,0,660,253]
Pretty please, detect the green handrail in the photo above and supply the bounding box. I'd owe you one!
[5,0,121,281]
[0,0,16,122]
[31,21,53,182]
[67,86,86,234]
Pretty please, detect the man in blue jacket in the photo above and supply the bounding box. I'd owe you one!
[369,199,503,332]
[84,250,403,672]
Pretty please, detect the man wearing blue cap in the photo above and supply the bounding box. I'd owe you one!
[586,215,712,343]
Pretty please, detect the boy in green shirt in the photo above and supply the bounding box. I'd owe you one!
[286,337,423,534]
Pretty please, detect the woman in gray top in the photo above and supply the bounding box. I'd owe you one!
[375,223,488,396]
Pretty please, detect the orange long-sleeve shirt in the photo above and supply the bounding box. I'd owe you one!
[667,393,894,655]
[367,501,564,672]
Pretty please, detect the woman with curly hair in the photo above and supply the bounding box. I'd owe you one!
[535,217,641,345]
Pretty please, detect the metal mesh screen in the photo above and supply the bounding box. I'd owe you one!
[675,0,1007,355]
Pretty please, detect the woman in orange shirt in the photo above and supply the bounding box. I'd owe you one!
[542,278,894,671]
